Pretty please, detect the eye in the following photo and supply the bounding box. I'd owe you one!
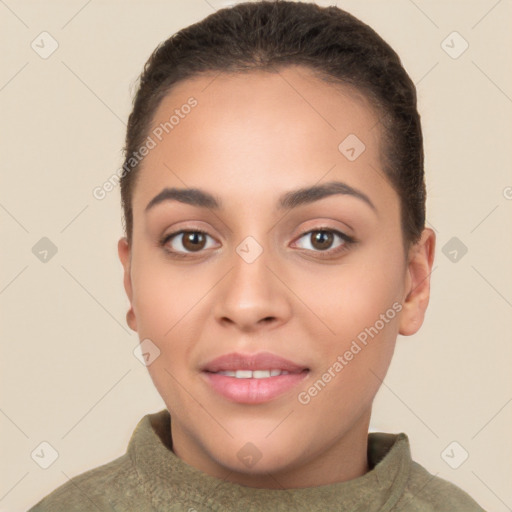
[293,228,354,256]
[159,227,355,258]
[160,230,217,255]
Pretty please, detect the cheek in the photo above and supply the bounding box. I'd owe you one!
[295,252,403,410]
[295,265,401,423]
[304,259,404,344]
[129,257,202,394]
[130,250,207,337]
[130,260,202,409]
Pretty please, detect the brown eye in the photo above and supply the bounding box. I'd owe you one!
[310,230,334,250]
[293,228,353,256]
[162,230,216,255]
[182,231,207,252]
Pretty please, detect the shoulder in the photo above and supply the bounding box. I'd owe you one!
[396,459,486,511]
[27,452,149,512]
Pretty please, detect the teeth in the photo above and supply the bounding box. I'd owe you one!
[253,370,271,379]
[217,370,236,377]
[216,369,290,378]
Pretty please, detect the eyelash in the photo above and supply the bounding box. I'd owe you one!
[159,227,356,259]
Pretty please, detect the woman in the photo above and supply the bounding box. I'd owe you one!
[29,1,485,510]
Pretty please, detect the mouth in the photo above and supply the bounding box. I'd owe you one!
[212,369,296,378]
[201,352,310,404]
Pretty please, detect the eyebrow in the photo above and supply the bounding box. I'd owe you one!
[145,180,377,213]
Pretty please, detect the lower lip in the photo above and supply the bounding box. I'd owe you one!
[202,371,308,404]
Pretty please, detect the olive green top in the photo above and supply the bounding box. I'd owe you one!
[29,409,486,511]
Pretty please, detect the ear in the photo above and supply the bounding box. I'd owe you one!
[399,228,436,336]
[118,237,137,332]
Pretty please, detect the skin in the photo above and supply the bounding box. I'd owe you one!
[118,66,435,489]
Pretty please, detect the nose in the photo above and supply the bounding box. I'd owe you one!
[212,247,293,333]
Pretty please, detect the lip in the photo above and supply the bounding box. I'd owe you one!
[201,351,309,404]
[202,351,308,373]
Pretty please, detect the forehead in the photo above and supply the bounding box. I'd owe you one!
[132,66,396,217]
[149,66,379,154]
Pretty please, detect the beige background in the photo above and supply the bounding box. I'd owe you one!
[1,0,511,510]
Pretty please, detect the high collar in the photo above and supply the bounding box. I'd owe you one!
[128,409,411,512]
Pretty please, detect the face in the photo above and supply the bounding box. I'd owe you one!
[119,66,435,488]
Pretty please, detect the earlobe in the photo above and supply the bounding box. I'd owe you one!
[118,237,137,332]
[398,228,436,336]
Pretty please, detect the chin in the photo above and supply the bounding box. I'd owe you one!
[218,450,298,479]
[206,432,303,475]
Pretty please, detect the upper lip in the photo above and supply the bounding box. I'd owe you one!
[201,352,309,373]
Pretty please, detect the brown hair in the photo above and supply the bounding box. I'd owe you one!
[121,0,425,247]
